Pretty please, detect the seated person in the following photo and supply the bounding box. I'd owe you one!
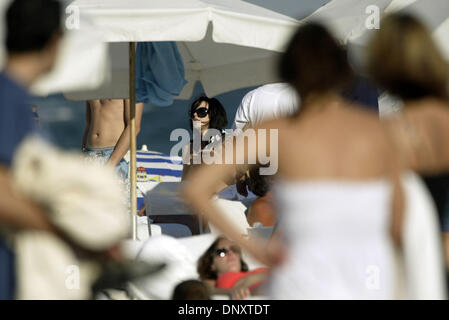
[197,236,269,300]
[182,95,228,181]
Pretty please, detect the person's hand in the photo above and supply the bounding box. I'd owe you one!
[230,287,251,300]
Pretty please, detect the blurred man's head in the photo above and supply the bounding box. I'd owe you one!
[6,0,62,74]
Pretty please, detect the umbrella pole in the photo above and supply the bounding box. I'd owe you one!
[129,41,137,240]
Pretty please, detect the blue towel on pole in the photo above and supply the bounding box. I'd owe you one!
[136,42,187,106]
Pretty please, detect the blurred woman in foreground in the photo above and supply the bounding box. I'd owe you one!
[181,95,228,181]
[183,22,405,299]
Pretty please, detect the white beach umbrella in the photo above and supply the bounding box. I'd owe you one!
[0,0,109,96]
[346,0,449,116]
[63,0,409,239]
[63,0,300,101]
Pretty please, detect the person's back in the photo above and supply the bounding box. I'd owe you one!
[182,22,404,300]
[82,98,143,179]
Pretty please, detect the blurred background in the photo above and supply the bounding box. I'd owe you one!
[30,0,331,154]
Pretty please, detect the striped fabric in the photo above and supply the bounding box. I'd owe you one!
[135,150,183,210]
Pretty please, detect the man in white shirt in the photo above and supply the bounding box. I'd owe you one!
[232,77,380,135]
[228,83,299,199]
[231,83,299,135]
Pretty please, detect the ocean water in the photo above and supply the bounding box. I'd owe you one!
[32,82,255,155]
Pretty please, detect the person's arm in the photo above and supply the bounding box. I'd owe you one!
[107,100,144,167]
[0,167,124,263]
[81,101,91,151]
[138,203,146,217]
[386,127,405,248]
[181,143,193,181]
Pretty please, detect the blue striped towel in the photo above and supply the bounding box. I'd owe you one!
[135,150,183,210]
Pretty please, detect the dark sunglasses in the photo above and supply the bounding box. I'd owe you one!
[214,246,241,258]
[191,107,209,118]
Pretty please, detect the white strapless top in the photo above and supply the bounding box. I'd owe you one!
[269,179,397,299]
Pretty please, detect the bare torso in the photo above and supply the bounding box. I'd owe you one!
[85,99,126,148]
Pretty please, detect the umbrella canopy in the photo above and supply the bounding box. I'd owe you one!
[63,0,299,101]
[0,0,109,96]
[344,0,449,117]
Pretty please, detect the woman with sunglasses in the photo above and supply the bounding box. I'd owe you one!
[182,96,228,181]
[183,22,406,299]
[197,236,269,300]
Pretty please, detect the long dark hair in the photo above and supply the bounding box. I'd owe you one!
[189,95,228,132]
[197,236,248,281]
[6,0,62,53]
[279,22,353,103]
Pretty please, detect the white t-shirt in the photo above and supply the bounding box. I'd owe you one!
[231,83,299,134]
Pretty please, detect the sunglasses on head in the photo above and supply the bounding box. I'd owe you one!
[214,246,241,258]
[191,107,209,118]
